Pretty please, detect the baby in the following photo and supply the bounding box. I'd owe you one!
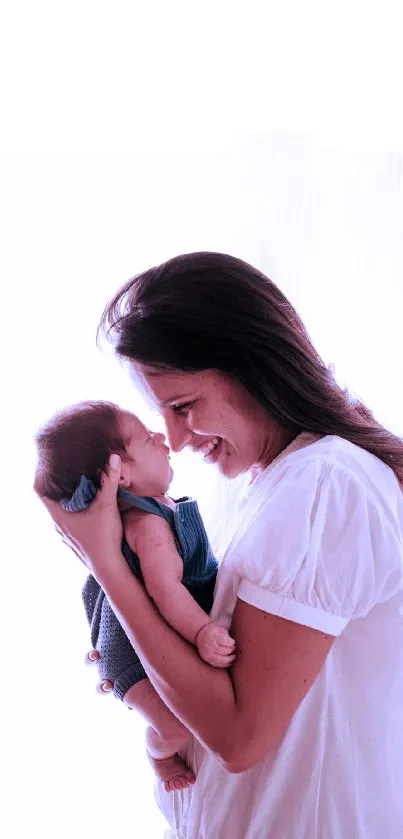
[34,401,236,792]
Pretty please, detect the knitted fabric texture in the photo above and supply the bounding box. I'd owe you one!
[64,476,218,701]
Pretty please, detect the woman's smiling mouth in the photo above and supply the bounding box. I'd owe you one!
[199,437,223,462]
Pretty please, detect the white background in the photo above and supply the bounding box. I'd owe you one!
[1,4,403,839]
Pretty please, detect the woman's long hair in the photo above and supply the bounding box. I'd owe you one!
[98,252,403,483]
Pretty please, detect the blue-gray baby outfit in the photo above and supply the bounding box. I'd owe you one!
[63,477,218,702]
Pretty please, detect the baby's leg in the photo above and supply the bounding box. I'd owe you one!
[123,678,196,792]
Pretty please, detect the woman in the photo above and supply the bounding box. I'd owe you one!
[40,252,403,838]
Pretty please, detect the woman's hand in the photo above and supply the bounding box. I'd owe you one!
[37,455,124,580]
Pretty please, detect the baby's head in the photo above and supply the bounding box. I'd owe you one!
[34,400,173,503]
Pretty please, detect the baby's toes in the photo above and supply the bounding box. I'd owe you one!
[165,778,180,792]
[165,772,195,792]
[173,776,188,791]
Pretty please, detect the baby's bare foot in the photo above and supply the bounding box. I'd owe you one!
[147,752,196,792]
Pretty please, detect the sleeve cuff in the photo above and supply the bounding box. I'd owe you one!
[238,579,348,636]
[113,662,148,701]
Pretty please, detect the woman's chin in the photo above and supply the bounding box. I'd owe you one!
[217,458,244,479]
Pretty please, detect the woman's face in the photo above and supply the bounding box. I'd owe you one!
[135,366,292,479]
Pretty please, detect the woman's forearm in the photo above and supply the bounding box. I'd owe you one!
[96,552,239,764]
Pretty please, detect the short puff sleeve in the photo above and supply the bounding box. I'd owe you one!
[231,459,394,636]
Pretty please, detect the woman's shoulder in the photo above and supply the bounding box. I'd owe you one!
[231,432,403,555]
[222,433,403,604]
[254,432,400,501]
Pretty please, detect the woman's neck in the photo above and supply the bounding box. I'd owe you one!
[258,427,299,471]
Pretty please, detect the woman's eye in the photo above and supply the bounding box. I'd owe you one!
[171,402,193,415]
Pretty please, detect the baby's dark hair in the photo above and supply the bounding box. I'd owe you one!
[34,400,127,500]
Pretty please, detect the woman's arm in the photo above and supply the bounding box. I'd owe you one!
[95,550,334,772]
[40,456,335,772]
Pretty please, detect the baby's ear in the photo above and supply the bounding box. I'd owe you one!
[118,463,131,488]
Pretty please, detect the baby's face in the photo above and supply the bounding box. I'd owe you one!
[118,411,173,496]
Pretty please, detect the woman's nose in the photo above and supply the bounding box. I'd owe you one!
[163,413,192,453]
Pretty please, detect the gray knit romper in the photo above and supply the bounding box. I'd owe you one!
[81,488,218,702]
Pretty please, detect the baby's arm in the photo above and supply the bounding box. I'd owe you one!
[124,513,236,668]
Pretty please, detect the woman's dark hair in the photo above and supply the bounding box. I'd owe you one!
[34,401,127,499]
[98,252,403,483]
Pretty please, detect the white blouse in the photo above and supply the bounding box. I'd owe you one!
[156,434,403,839]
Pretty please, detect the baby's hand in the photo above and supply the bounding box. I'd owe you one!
[196,622,236,668]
